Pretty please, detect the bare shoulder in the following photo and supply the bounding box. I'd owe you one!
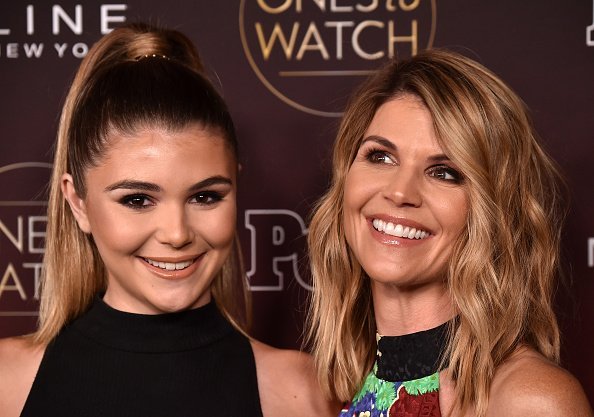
[487,347,593,417]
[250,339,340,417]
[0,336,45,417]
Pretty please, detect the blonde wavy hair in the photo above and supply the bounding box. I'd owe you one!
[35,22,250,344]
[307,49,565,416]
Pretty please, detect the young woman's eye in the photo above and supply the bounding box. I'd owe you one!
[119,194,153,209]
[364,148,395,164]
[427,165,463,183]
[190,191,224,205]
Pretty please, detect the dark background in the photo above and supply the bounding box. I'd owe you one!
[1,0,592,404]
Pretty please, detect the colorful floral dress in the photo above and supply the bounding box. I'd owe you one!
[340,321,449,417]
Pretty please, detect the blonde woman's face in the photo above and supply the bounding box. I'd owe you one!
[63,124,237,314]
[343,96,469,288]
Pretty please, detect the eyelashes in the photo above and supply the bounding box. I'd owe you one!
[189,191,224,205]
[118,191,225,210]
[426,165,464,184]
[364,147,395,165]
[119,194,152,209]
[362,147,464,184]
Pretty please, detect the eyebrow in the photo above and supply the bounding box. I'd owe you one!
[427,154,451,163]
[104,175,233,193]
[361,135,452,163]
[361,135,397,150]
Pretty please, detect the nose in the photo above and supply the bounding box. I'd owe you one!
[382,167,423,208]
[155,204,194,248]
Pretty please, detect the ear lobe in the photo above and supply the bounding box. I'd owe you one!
[61,174,91,234]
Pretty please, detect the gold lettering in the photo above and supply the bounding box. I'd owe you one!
[257,0,294,14]
[310,0,325,12]
[330,0,353,12]
[28,216,47,254]
[256,22,300,60]
[356,0,379,12]
[388,19,417,57]
[353,20,384,60]
[0,217,24,254]
[296,22,330,60]
[324,21,354,59]
[23,263,43,299]
[386,0,396,12]
[0,263,27,300]
[399,0,420,11]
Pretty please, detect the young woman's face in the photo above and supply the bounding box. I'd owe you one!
[64,124,237,314]
[343,96,469,288]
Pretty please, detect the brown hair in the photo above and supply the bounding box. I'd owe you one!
[307,49,565,416]
[37,22,250,343]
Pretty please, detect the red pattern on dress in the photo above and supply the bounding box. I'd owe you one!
[389,386,441,417]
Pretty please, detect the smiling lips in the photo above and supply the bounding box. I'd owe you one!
[372,219,430,240]
[143,257,194,271]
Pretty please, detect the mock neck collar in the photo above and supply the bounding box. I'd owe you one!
[375,320,451,382]
[69,296,233,353]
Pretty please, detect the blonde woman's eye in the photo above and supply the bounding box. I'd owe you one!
[365,148,394,164]
[428,165,463,183]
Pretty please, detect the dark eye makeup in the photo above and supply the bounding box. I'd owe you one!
[119,194,153,209]
[426,165,464,183]
[360,146,464,184]
[363,147,395,165]
[118,190,226,210]
[190,191,224,205]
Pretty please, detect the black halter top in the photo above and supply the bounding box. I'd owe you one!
[21,297,264,417]
[340,321,450,417]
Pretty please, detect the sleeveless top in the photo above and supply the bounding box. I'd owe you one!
[339,321,449,417]
[21,297,264,417]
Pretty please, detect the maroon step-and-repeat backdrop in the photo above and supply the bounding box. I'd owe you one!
[1,0,593,403]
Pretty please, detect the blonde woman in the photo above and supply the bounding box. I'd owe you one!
[307,49,593,416]
[0,23,337,417]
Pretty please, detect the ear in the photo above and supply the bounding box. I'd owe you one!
[61,173,91,234]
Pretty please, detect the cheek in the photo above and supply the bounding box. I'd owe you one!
[87,208,149,254]
[435,192,469,236]
[343,169,368,215]
[197,204,237,248]
[343,167,381,215]
[342,175,357,234]
[342,171,369,247]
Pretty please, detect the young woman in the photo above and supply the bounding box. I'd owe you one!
[0,23,337,417]
[307,49,593,416]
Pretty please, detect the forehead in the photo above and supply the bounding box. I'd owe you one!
[106,122,230,152]
[363,96,442,152]
[85,124,236,186]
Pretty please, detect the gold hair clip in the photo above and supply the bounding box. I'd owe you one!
[135,53,170,61]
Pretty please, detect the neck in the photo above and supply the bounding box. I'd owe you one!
[375,319,452,381]
[371,279,455,335]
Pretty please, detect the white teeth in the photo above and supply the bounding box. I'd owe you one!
[372,219,429,240]
[144,258,193,270]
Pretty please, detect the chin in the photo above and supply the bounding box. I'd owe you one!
[141,294,195,314]
[368,271,447,291]
[362,263,407,283]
